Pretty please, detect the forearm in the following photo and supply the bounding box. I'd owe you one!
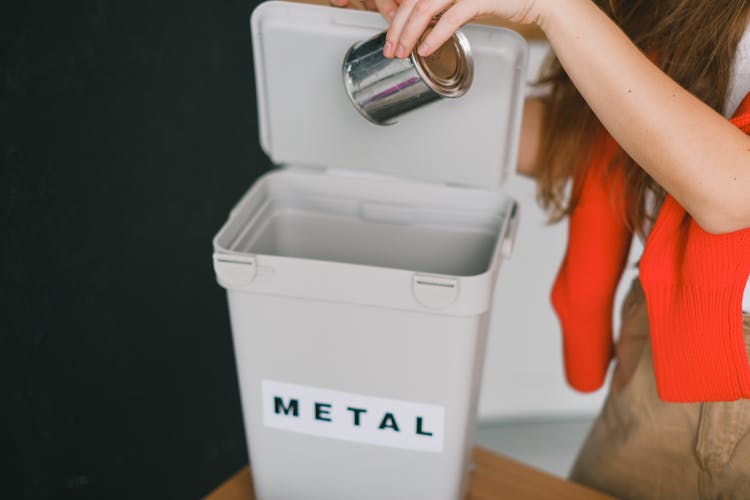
[539,0,750,233]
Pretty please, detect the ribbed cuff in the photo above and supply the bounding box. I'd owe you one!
[644,282,750,402]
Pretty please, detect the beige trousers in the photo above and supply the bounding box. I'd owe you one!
[569,278,750,500]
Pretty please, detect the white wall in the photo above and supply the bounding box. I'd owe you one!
[477,41,644,420]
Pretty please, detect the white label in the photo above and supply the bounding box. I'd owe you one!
[262,380,445,453]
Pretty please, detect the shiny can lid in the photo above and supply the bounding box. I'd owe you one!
[413,27,473,97]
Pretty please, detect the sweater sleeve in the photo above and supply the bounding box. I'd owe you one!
[551,131,633,392]
[638,92,750,402]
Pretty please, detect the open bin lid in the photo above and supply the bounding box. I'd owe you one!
[251,1,528,189]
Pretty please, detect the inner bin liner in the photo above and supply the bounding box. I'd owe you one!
[228,192,506,277]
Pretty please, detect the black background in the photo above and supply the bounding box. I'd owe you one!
[2,0,270,497]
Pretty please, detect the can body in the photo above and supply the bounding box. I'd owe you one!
[343,30,472,125]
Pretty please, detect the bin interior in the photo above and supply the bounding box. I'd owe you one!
[225,180,508,277]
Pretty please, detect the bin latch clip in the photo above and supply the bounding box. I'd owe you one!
[501,201,520,259]
[413,275,458,309]
[213,253,257,287]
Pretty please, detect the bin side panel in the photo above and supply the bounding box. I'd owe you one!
[226,291,491,500]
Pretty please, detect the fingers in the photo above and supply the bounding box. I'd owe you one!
[386,0,451,58]
[417,1,481,56]
[384,0,418,58]
[374,0,399,20]
[333,0,398,21]
[396,0,447,57]
[331,0,377,12]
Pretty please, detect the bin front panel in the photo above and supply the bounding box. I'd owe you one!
[227,291,491,500]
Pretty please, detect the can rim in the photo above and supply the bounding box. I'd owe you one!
[411,30,473,98]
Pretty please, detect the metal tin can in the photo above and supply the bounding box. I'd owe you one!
[342,27,473,125]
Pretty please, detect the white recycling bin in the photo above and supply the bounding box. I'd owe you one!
[212,2,528,499]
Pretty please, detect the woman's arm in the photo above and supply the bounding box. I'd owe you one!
[386,0,750,234]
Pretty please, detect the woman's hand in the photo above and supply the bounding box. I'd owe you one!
[384,0,548,58]
[333,0,750,232]
[330,0,401,22]
[386,0,750,233]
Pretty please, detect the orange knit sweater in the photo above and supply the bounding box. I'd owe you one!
[551,93,750,402]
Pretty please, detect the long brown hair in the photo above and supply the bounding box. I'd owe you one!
[536,0,750,236]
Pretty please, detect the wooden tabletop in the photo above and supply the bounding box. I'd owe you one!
[205,446,615,500]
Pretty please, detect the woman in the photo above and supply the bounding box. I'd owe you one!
[332,0,750,497]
